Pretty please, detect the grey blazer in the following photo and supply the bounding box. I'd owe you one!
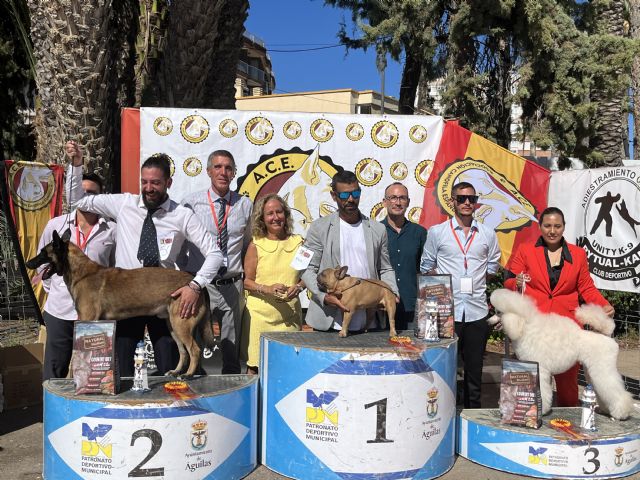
[301,212,399,330]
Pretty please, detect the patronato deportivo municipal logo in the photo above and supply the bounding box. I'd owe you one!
[305,389,340,444]
[219,118,238,138]
[8,162,56,211]
[81,423,112,458]
[245,116,274,145]
[180,115,209,143]
[153,116,173,136]
[528,446,548,465]
[236,145,340,235]
[614,447,624,467]
[435,158,538,232]
[577,169,640,286]
[371,120,398,148]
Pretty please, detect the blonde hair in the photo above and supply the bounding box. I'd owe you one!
[251,194,293,238]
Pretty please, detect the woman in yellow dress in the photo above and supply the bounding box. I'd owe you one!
[242,194,305,374]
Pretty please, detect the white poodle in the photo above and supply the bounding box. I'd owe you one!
[488,289,634,420]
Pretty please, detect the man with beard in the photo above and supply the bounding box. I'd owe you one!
[302,170,398,332]
[71,153,222,376]
[420,181,501,408]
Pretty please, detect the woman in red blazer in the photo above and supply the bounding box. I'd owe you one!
[504,207,614,407]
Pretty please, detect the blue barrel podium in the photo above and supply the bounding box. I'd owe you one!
[458,407,640,479]
[260,331,458,479]
[43,376,257,479]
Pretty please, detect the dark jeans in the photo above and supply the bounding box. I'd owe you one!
[455,314,490,408]
[116,316,178,377]
[42,311,75,381]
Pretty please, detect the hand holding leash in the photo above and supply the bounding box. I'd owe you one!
[65,140,83,166]
[515,272,531,294]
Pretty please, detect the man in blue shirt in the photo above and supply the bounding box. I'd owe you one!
[420,181,501,408]
[382,182,427,331]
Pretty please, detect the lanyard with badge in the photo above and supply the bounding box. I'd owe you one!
[450,219,476,294]
[75,218,95,252]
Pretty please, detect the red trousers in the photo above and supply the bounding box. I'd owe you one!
[554,363,580,407]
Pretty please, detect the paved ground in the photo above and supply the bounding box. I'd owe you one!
[1,349,638,479]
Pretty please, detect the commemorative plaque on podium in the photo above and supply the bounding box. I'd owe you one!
[43,375,257,479]
[458,407,640,479]
[260,331,458,479]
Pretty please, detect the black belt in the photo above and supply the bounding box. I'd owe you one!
[212,274,243,286]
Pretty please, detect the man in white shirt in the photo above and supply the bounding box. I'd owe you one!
[181,150,252,374]
[302,170,399,332]
[420,181,501,408]
[71,153,222,377]
[36,141,116,380]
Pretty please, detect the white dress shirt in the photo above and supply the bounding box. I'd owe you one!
[420,218,501,322]
[39,211,116,320]
[180,188,253,279]
[74,190,222,287]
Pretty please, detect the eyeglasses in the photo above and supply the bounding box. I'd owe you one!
[385,195,409,202]
[455,194,479,204]
[334,189,362,200]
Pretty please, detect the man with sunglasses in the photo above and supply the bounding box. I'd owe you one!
[420,181,501,408]
[302,171,399,332]
[382,183,427,331]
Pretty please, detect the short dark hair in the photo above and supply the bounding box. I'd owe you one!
[539,207,565,225]
[142,153,172,179]
[82,173,104,193]
[452,181,476,196]
[384,182,408,196]
[331,170,358,190]
[207,150,236,170]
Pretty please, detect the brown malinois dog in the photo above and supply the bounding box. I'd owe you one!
[317,265,397,338]
[26,230,214,378]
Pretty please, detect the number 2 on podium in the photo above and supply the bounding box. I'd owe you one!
[364,398,394,443]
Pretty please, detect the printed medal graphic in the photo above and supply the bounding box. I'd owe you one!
[390,162,408,181]
[577,169,640,287]
[436,158,538,231]
[355,158,383,186]
[219,119,238,138]
[346,123,364,141]
[274,352,455,477]
[237,144,340,235]
[48,405,249,479]
[310,119,334,143]
[8,162,56,211]
[371,121,399,148]
[180,115,209,143]
[283,121,302,140]
[183,157,203,177]
[409,125,428,143]
[153,117,173,136]
[245,117,274,145]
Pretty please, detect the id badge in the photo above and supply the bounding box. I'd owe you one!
[290,245,314,270]
[460,276,473,294]
[158,234,174,260]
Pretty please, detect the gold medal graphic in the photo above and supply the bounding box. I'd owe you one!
[153,117,173,136]
[183,157,203,177]
[180,115,209,143]
[283,121,302,140]
[409,125,428,143]
[390,162,408,180]
[415,160,434,186]
[219,119,238,138]
[355,158,383,187]
[245,117,274,145]
[310,119,334,143]
[346,122,364,141]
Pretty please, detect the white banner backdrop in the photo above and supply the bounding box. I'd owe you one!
[140,108,444,236]
[548,167,640,292]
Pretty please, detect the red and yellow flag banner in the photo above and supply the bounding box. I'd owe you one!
[3,161,65,309]
[419,122,550,266]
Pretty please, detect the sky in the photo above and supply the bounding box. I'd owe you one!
[245,0,403,99]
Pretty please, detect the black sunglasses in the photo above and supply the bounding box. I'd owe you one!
[334,189,362,200]
[455,194,479,204]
